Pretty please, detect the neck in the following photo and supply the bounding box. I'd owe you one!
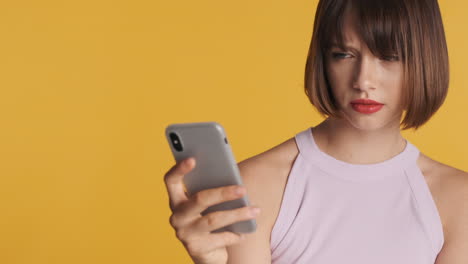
[312,117,407,165]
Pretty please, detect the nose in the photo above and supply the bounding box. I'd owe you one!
[352,55,377,92]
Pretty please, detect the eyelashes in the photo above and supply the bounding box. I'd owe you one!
[330,52,400,62]
[381,55,400,61]
[331,52,351,59]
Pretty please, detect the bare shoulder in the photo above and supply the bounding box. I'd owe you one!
[417,153,468,263]
[417,153,467,224]
[226,136,299,264]
[418,153,467,183]
[418,153,468,210]
[238,136,299,191]
[237,136,299,229]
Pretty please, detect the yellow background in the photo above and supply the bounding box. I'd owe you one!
[0,0,466,263]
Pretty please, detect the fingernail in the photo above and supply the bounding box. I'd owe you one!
[250,207,261,216]
[235,186,246,195]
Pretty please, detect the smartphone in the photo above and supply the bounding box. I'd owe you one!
[165,121,256,234]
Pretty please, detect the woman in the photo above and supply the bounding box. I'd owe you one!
[164,0,468,263]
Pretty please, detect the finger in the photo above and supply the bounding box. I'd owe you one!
[187,232,247,255]
[170,184,245,228]
[194,205,260,233]
[180,185,246,217]
[164,157,196,211]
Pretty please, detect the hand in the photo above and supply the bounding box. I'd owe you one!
[164,157,261,264]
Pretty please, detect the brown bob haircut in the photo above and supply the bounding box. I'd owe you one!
[304,0,449,130]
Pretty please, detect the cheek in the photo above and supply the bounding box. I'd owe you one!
[379,66,404,104]
[381,68,402,86]
[325,63,350,91]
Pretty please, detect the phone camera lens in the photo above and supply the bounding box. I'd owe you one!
[169,133,183,152]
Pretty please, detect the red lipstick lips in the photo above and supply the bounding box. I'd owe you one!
[350,99,384,114]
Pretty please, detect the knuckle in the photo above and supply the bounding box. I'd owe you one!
[205,213,218,227]
[175,228,186,241]
[185,241,200,256]
[193,192,207,207]
[169,214,178,228]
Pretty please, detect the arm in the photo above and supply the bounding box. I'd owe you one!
[226,158,276,264]
[434,170,468,264]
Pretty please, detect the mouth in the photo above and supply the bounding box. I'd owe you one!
[350,99,384,114]
[350,103,384,114]
[350,99,383,105]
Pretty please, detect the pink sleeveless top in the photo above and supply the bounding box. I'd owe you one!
[270,127,444,263]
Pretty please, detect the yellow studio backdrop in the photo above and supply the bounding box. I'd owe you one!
[0,0,466,263]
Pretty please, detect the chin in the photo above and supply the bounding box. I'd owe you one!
[339,108,400,131]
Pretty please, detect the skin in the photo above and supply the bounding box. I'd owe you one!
[164,5,468,264]
[228,6,468,264]
[318,4,407,166]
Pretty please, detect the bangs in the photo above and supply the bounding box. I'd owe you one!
[306,0,449,130]
[320,0,407,61]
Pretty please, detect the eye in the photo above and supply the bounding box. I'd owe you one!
[381,54,400,61]
[331,52,352,59]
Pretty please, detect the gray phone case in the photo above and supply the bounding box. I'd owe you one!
[165,121,257,234]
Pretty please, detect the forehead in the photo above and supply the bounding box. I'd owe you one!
[320,0,406,58]
[331,6,363,48]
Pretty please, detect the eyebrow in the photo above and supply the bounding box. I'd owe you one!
[329,42,356,49]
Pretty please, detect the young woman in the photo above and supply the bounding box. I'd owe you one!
[164,0,468,263]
